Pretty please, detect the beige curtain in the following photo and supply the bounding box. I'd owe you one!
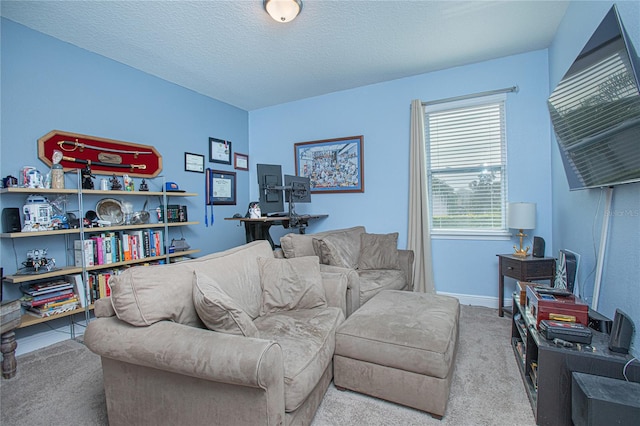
[408,99,435,293]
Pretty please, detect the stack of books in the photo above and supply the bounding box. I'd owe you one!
[20,279,80,318]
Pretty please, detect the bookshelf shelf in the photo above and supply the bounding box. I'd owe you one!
[1,174,199,336]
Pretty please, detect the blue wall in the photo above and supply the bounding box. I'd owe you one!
[549,1,639,356]
[1,19,249,352]
[1,18,250,258]
[250,49,554,302]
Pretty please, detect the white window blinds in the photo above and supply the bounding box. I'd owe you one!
[425,94,507,232]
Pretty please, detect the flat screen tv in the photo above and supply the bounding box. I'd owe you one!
[548,5,640,190]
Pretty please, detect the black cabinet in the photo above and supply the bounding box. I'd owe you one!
[511,294,640,425]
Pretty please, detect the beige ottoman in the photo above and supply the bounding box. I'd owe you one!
[334,290,460,418]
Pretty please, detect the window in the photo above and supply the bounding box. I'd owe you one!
[425,94,507,235]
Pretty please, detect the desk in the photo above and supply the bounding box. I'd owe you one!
[226,214,328,249]
[497,254,555,317]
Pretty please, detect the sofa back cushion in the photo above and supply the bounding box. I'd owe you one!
[258,256,327,315]
[193,271,260,337]
[110,240,273,326]
[312,231,362,269]
[280,226,365,259]
[357,232,400,270]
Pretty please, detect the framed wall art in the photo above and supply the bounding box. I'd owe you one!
[234,152,249,171]
[208,169,236,205]
[294,135,364,193]
[184,152,205,173]
[209,137,232,165]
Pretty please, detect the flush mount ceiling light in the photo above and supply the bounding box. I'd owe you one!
[264,0,303,23]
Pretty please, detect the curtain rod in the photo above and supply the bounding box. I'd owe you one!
[421,86,518,107]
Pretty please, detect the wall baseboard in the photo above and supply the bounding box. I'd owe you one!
[437,291,509,311]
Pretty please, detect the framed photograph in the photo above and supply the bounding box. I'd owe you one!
[294,135,364,193]
[184,152,205,173]
[209,137,232,165]
[208,170,236,205]
[234,152,249,171]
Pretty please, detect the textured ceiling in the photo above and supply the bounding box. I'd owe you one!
[1,1,570,111]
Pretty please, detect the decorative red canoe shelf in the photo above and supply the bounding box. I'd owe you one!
[38,130,163,178]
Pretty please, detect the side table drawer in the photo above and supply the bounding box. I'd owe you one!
[523,260,555,279]
[501,257,523,278]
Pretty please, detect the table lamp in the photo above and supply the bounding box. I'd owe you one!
[508,202,536,257]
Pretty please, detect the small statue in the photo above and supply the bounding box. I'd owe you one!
[139,179,149,191]
[123,174,134,191]
[81,165,95,190]
[109,174,122,190]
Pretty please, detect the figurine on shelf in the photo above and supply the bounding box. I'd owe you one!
[109,174,122,190]
[123,174,134,191]
[81,165,95,190]
[139,179,149,191]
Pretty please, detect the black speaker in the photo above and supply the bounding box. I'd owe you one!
[532,236,545,258]
[609,309,634,354]
[572,372,640,426]
[588,308,612,334]
[2,208,21,233]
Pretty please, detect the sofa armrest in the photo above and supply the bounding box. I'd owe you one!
[398,249,415,291]
[85,317,284,390]
[94,297,116,318]
[319,265,360,316]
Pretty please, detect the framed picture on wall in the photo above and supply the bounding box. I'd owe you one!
[234,152,249,171]
[209,137,232,165]
[208,170,236,205]
[294,135,364,193]
[184,152,205,173]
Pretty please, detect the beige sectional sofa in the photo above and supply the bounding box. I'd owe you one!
[279,226,414,316]
[85,240,349,426]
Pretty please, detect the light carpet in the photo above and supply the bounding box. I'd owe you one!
[0,304,535,425]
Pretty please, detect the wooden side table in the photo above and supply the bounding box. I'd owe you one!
[1,299,22,379]
[497,254,555,317]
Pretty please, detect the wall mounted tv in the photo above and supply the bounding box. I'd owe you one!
[548,5,640,191]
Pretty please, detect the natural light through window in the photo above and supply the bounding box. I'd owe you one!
[425,94,507,236]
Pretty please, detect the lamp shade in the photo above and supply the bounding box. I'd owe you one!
[507,202,536,230]
[264,0,302,23]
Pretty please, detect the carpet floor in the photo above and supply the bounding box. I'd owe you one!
[0,304,535,425]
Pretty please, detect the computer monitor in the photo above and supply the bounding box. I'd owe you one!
[284,175,311,203]
[257,164,284,216]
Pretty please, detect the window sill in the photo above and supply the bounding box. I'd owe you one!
[431,230,512,240]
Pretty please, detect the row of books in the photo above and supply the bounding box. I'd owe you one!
[87,270,120,304]
[19,275,84,318]
[157,205,189,223]
[74,229,165,267]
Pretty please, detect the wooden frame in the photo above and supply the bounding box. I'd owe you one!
[234,152,249,171]
[294,135,364,193]
[208,170,236,205]
[184,152,205,173]
[209,137,232,165]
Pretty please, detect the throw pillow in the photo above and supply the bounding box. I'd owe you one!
[312,232,361,269]
[357,232,400,270]
[192,271,259,337]
[258,256,327,315]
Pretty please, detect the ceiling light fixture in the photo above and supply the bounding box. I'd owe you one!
[264,0,303,23]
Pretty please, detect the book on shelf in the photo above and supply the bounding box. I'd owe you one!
[20,280,74,297]
[74,239,95,267]
[65,274,87,308]
[25,299,79,318]
[20,290,74,307]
